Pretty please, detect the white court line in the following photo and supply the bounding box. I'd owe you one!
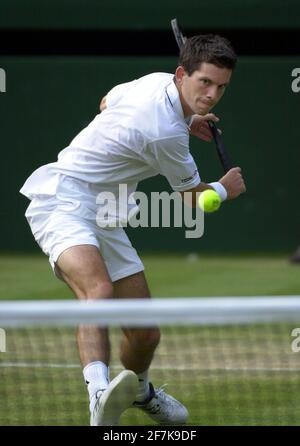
[0,362,299,372]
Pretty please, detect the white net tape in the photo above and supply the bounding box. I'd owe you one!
[1,296,300,327]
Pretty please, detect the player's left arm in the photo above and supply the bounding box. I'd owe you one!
[189,113,221,142]
[100,96,107,112]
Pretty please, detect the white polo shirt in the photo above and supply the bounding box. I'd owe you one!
[20,72,201,215]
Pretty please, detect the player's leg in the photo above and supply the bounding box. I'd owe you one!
[55,244,138,425]
[113,271,160,375]
[55,244,113,366]
[55,245,112,412]
[113,271,188,424]
[96,228,159,376]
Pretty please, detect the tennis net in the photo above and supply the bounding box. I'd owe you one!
[0,297,300,426]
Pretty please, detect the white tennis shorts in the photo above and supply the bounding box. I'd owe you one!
[24,181,144,283]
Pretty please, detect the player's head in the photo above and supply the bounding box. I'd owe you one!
[175,34,237,116]
[179,34,237,75]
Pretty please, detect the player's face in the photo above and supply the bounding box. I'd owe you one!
[176,62,232,116]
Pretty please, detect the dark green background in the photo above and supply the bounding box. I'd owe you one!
[1,0,300,29]
[1,55,299,253]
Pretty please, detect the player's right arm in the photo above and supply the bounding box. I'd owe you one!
[180,167,246,207]
[219,167,246,199]
[144,134,246,208]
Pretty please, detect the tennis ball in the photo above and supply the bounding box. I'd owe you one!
[198,190,221,213]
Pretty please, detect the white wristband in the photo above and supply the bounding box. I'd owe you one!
[208,182,228,202]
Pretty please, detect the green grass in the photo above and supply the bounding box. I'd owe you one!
[0,252,299,300]
[0,253,300,425]
[1,323,300,426]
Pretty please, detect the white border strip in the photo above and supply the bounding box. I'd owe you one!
[0,297,300,327]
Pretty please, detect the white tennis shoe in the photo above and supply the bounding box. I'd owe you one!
[134,383,189,424]
[90,370,139,426]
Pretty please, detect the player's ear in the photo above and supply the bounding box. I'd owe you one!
[175,66,186,86]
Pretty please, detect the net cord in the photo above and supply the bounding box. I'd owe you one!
[0,296,300,327]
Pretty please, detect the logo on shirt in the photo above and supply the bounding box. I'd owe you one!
[181,169,198,184]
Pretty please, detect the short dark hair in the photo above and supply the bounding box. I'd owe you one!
[179,34,237,75]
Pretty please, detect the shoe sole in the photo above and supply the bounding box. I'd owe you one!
[91,370,139,426]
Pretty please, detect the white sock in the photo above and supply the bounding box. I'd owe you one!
[135,370,150,403]
[83,361,110,412]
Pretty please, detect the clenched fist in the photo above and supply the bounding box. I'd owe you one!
[219,167,246,200]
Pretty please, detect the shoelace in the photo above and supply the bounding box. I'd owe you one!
[145,384,169,415]
[155,384,169,399]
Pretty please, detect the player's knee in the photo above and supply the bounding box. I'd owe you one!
[80,280,114,300]
[150,327,161,348]
[133,327,161,350]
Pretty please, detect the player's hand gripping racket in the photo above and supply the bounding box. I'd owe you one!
[171,18,234,173]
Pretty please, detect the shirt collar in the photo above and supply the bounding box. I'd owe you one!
[165,78,192,126]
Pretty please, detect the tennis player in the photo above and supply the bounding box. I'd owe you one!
[20,34,246,426]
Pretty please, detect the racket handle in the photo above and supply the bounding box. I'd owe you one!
[207,121,234,173]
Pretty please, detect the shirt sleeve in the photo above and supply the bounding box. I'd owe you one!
[144,136,201,192]
[106,80,137,108]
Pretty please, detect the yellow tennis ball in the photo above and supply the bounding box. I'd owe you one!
[198,190,221,213]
